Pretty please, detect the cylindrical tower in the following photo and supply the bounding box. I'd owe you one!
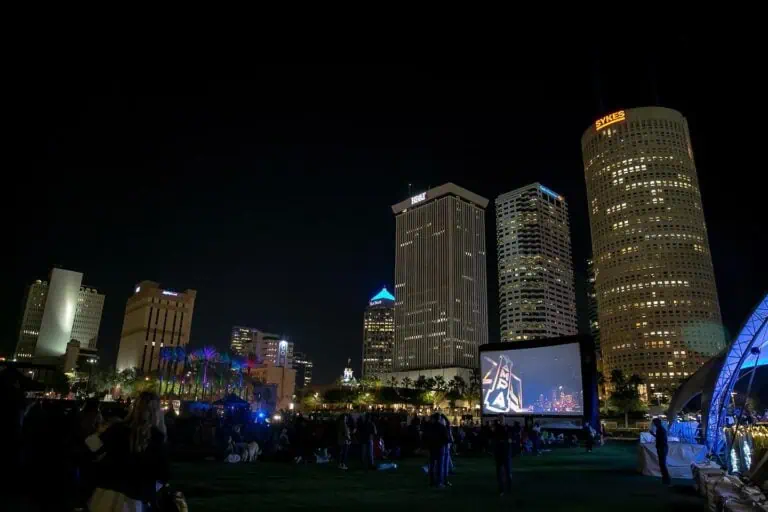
[581,106,726,396]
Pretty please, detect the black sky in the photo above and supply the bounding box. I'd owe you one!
[5,37,766,384]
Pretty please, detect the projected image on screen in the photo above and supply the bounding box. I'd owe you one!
[481,343,583,415]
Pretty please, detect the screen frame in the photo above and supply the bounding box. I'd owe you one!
[478,335,598,426]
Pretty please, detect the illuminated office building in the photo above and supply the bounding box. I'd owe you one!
[116,281,196,373]
[391,183,489,379]
[293,350,313,388]
[235,327,294,368]
[15,268,105,361]
[582,106,726,393]
[230,326,253,357]
[362,287,395,378]
[495,183,577,342]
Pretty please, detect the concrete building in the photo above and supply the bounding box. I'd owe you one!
[495,183,578,342]
[250,364,296,410]
[293,350,313,388]
[391,183,489,381]
[582,106,726,394]
[235,327,294,368]
[362,287,395,379]
[116,281,196,373]
[15,268,105,361]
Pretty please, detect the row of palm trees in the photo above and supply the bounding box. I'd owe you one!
[355,371,481,398]
[151,346,261,400]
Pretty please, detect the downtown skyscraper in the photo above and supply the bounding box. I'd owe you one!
[116,281,196,373]
[495,184,577,342]
[362,287,395,379]
[391,183,489,380]
[15,268,105,361]
[582,106,726,394]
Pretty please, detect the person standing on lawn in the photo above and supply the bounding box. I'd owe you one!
[651,418,671,485]
[492,418,512,496]
[337,414,351,470]
[360,414,377,469]
[426,413,449,488]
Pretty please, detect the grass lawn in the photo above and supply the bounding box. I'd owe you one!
[172,442,703,511]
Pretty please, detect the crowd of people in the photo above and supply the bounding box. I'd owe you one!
[3,370,604,509]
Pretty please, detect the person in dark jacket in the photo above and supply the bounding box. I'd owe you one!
[492,418,512,496]
[426,413,449,487]
[651,418,671,485]
[441,414,455,484]
[337,414,351,470]
[87,391,169,508]
[360,414,377,469]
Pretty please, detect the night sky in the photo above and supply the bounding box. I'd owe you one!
[5,39,766,384]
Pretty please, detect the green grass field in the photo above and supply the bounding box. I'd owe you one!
[173,443,702,511]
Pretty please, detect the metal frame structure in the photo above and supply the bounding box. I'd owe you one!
[706,294,768,453]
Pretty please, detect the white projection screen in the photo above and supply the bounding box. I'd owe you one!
[481,342,584,416]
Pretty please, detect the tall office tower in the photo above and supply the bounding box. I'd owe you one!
[582,107,726,394]
[362,287,395,378]
[236,327,294,368]
[230,326,253,356]
[293,351,313,388]
[15,268,105,360]
[391,183,489,380]
[116,281,196,373]
[495,183,578,342]
[586,258,600,353]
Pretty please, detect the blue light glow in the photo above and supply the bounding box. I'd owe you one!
[370,287,395,302]
[707,293,768,452]
[258,412,265,419]
[539,185,561,200]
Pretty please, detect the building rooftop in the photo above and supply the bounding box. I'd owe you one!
[370,287,395,302]
[391,182,489,214]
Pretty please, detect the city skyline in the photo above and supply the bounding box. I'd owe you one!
[4,62,765,383]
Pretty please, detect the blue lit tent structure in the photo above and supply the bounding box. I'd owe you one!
[706,293,767,455]
[667,293,767,463]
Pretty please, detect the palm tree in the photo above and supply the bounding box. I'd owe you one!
[218,353,231,398]
[449,375,467,397]
[188,352,200,399]
[172,346,186,396]
[468,368,481,409]
[425,377,436,390]
[158,347,172,397]
[402,377,413,390]
[387,376,399,389]
[610,368,626,389]
[230,356,243,396]
[433,375,447,392]
[415,375,428,390]
[198,346,218,399]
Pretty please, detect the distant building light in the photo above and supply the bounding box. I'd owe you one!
[162,290,178,296]
[539,185,562,200]
[135,286,141,293]
[370,287,395,302]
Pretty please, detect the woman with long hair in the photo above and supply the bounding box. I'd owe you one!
[87,391,170,511]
